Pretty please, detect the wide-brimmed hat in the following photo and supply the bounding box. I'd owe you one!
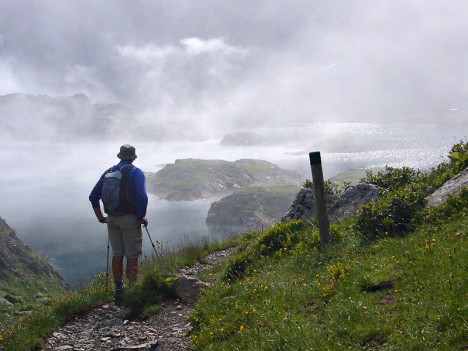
[117,144,137,161]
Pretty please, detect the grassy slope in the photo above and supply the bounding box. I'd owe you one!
[190,210,467,350]
[190,141,468,350]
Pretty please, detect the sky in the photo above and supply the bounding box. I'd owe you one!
[1,0,467,131]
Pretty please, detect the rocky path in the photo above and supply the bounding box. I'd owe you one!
[44,249,233,351]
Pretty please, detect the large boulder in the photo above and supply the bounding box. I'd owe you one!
[281,183,381,223]
[426,167,468,206]
[328,184,381,222]
[281,188,338,223]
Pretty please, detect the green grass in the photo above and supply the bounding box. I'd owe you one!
[189,202,467,350]
[188,141,468,350]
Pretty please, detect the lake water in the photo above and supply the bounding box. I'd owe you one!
[0,121,465,284]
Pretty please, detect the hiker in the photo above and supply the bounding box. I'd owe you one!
[89,144,148,303]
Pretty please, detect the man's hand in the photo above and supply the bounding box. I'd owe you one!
[99,217,107,223]
[140,217,148,227]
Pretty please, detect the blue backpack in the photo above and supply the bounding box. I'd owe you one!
[101,165,136,216]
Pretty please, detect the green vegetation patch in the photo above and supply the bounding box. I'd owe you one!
[147,158,300,200]
[189,193,467,351]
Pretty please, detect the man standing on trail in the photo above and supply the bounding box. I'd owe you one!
[89,144,148,304]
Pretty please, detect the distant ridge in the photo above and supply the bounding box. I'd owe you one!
[0,93,136,141]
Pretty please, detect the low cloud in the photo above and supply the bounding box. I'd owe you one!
[0,0,467,133]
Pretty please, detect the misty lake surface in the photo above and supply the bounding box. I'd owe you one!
[0,122,464,284]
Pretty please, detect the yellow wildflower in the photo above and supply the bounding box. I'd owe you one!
[239,325,245,332]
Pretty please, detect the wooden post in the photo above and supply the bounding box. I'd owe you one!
[309,151,330,247]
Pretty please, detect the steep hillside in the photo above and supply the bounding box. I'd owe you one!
[147,158,302,201]
[0,218,64,324]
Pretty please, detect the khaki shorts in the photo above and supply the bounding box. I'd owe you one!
[107,214,142,259]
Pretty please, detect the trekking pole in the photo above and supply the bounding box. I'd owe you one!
[144,226,164,270]
[105,234,110,292]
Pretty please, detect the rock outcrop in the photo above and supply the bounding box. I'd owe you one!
[281,188,337,223]
[282,184,381,223]
[0,217,64,319]
[0,217,63,281]
[206,185,300,235]
[426,167,468,206]
[328,184,381,222]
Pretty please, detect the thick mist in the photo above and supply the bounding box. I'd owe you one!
[1,1,467,136]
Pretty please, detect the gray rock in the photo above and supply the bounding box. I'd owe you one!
[282,184,381,223]
[281,188,338,223]
[328,183,381,222]
[0,296,13,306]
[170,274,210,304]
[427,167,468,206]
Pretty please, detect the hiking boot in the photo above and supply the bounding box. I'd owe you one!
[115,287,125,306]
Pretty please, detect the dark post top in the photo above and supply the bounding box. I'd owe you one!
[309,151,322,165]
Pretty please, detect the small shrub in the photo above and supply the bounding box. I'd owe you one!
[355,184,427,239]
[257,220,310,256]
[360,166,421,190]
[223,220,316,281]
[448,139,468,171]
[222,251,253,281]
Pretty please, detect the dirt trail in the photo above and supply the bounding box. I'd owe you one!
[44,249,233,351]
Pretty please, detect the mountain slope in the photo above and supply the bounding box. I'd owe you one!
[0,217,64,324]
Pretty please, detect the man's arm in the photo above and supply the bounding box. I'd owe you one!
[133,168,149,226]
[93,207,107,223]
[89,173,106,223]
